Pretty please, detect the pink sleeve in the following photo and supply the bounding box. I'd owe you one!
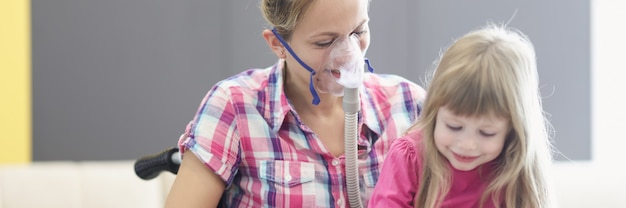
[368,135,420,208]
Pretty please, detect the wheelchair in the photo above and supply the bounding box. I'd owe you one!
[134,147,181,180]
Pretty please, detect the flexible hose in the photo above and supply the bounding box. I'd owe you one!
[343,87,362,208]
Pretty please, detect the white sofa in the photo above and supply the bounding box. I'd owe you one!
[0,161,624,208]
[550,161,626,208]
[0,161,175,208]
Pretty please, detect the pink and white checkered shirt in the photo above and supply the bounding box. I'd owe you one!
[179,60,425,208]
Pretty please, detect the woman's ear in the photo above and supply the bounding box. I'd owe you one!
[262,29,286,59]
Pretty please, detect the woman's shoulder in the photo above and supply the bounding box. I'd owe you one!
[363,73,426,100]
[214,67,274,90]
[199,66,277,108]
[364,73,418,87]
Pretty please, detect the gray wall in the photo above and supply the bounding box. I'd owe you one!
[33,0,589,161]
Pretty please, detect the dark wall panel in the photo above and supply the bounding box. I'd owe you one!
[33,0,589,161]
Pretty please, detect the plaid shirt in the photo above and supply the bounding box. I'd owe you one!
[179,60,425,208]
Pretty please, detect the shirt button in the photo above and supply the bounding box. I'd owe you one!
[337,198,345,207]
[332,159,340,166]
[285,175,292,181]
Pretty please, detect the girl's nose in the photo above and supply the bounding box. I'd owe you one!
[456,133,477,151]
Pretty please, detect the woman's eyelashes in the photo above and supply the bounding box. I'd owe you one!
[315,39,334,47]
[314,30,367,47]
[351,30,368,37]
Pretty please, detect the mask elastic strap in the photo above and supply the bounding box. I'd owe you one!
[271,28,321,105]
[364,58,375,73]
[271,28,376,105]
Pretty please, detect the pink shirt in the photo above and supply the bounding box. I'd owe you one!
[369,130,500,208]
[178,60,426,207]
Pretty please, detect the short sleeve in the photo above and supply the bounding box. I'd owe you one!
[178,84,240,186]
[368,135,420,208]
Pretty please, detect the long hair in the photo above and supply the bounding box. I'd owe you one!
[409,25,554,208]
[260,0,372,41]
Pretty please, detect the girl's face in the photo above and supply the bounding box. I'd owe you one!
[434,106,510,171]
[286,0,370,94]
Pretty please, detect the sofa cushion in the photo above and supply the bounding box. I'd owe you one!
[0,161,166,208]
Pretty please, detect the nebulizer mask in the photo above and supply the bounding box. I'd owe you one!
[315,33,367,96]
[271,28,374,105]
[272,28,372,208]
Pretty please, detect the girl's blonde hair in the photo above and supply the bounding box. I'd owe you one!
[410,24,554,208]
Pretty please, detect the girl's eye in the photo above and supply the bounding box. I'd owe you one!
[479,131,496,137]
[446,124,462,131]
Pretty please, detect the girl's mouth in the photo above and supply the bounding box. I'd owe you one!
[452,152,479,163]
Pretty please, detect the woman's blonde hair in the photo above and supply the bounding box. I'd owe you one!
[410,24,555,208]
[260,0,371,41]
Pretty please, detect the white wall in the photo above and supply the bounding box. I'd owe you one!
[553,1,626,207]
[592,1,626,165]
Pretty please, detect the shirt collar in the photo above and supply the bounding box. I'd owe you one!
[266,60,382,138]
[265,60,291,132]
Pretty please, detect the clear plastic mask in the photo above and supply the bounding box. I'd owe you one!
[271,28,374,105]
[314,34,366,96]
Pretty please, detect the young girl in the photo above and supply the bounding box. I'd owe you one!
[368,25,555,208]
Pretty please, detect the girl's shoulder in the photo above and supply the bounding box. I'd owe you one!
[389,130,423,158]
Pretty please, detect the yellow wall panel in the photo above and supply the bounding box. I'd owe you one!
[0,0,32,163]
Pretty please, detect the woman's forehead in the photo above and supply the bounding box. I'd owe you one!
[294,0,369,37]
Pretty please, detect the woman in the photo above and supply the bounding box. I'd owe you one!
[165,0,426,207]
